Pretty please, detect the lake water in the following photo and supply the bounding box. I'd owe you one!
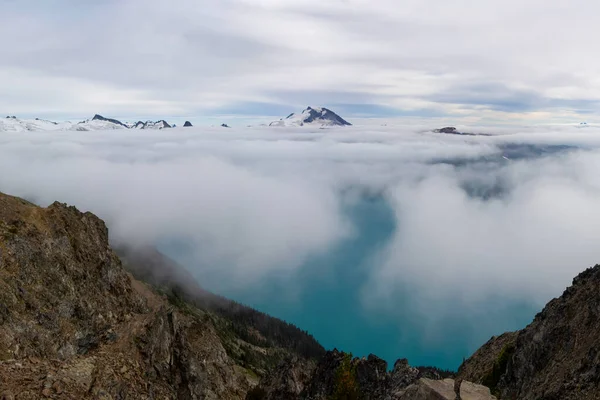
[160,194,537,370]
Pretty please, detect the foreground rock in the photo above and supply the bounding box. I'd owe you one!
[398,379,496,400]
[248,350,486,399]
[0,192,321,399]
[459,265,600,399]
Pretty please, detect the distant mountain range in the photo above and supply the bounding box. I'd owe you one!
[0,114,188,132]
[269,106,352,127]
[1,107,353,132]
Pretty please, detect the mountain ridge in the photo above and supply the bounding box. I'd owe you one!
[0,114,179,132]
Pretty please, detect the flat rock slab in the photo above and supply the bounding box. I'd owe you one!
[398,378,497,400]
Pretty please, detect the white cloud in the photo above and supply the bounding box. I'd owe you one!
[2,124,600,295]
[4,124,600,360]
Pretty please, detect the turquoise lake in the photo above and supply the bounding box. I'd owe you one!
[161,195,538,371]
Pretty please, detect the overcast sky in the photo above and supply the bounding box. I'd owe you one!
[3,0,600,123]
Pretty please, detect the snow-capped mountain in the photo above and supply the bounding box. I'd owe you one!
[131,120,172,129]
[269,107,352,127]
[0,116,73,132]
[0,114,177,132]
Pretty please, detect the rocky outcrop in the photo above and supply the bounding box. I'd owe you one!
[457,332,519,385]
[492,265,600,399]
[432,127,491,137]
[221,123,230,128]
[184,121,193,127]
[434,127,460,134]
[0,192,314,399]
[250,350,477,400]
[398,379,497,400]
[457,265,600,399]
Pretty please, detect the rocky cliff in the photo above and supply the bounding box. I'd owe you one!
[458,265,600,399]
[0,192,319,399]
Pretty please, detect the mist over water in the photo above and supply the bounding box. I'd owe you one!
[2,124,600,370]
[159,175,537,370]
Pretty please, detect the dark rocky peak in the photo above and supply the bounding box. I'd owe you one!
[221,123,230,128]
[92,114,128,127]
[183,121,193,127]
[156,119,171,128]
[433,126,492,136]
[435,126,459,134]
[6,115,16,119]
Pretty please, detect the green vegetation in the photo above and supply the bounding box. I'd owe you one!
[330,353,361,400]
[481,343,515,397]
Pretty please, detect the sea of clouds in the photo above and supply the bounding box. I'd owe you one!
[2,123,600,366]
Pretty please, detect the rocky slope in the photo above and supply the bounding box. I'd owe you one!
[0,192,320,399]
[458,265,600,399]
[249,350,495,400]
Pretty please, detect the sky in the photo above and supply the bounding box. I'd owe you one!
[2,124,600,368]
[3,0,600,123]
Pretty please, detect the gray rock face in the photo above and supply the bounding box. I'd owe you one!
[92,114,128,127]
[458,264,600,399]
[0,192,312,399]
[496,265,600,399]
[457,332,518,385]
[184,121,193,127]
[398,379,497,400]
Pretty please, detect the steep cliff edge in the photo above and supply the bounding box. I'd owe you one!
[458,265,600,399]
[0,192,318,399]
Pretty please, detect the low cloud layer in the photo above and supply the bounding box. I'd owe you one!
[4,0,600,122]
[2,125,600,366]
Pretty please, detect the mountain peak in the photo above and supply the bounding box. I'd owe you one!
[91,114,128,128]
[270,106,351,127]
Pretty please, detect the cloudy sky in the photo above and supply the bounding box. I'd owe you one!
[3,0,600,123]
